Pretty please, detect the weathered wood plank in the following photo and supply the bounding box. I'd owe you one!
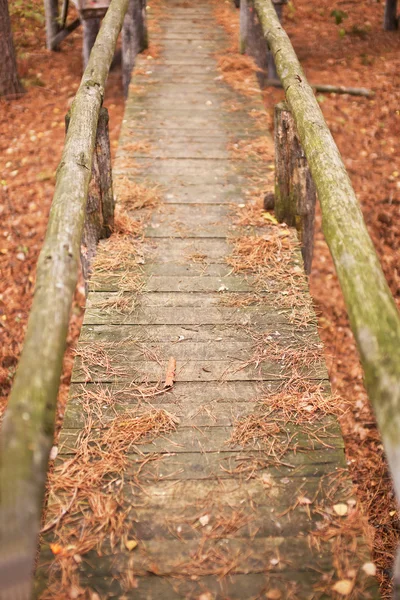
[38,534,366,578]
[59,421,342,454]
[90,276,255,293]
[68,380,276,404]
[63,396,329,428]
[41,572,377,600]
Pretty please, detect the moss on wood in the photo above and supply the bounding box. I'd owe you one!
[253,0,400,497]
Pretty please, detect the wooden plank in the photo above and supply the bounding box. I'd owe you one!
[50,572,378,600]
[71,358,328,384]
[38,534,365,578]
[89,276,255,293]
[63,391,330,426]
[68,380,276,404]
[59,421,342,454]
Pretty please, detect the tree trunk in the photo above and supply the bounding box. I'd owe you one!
[44,0,60,50]
[122,0,148,96]
[0,0,24,97]
[384,0,398,30]
[82,17,101,68]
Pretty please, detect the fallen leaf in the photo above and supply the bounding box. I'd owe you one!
[297,496,312,505]
[332,579,354,595]
[69,586,85,599]
[50,543,63,555]
[125,539,138,551]
[263,212,278,224]
[362,562,376,576]
[333,503,348,516]
[164,356,176,388]
[265,589,282,599]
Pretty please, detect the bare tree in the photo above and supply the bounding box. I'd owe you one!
[0,0,24,96]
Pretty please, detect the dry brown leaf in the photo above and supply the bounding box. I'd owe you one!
[164,356,176,388]
[332,579,354,595]
[125,539,138,551]
[265,590,282,600]
[362,562,377,576]
[333,503,348,516]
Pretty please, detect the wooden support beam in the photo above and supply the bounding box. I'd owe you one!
[241,0,285,87]
[0,2,129,597]
[266,78,375,98]
[274,102,316,274]
[239,0,248,54]
[44,0,60,50]
[122,0,148,97]
[82,17,101,68]
[384,0,398,30]
[66,108,114,292]
[51,18,81,49]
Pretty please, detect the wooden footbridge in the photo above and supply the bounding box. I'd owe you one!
[2,0,400,598]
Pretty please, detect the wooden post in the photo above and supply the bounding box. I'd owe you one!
[239,0,248,54]
[66,107,114,291]
[122,0,148,97]
[82,17,101,68]
[44,0,60,50]
[274,102,316,274]
[384,0,398,29]
[245,0,286,87]
[97,109,114,240]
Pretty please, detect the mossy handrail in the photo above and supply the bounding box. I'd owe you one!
[0,1,130,598]
[246,0,400,585]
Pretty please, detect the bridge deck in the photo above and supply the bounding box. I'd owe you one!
[36,1,378,598]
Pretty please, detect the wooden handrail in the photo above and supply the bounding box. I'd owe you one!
[0,1,129,597]
[245,0,400,584]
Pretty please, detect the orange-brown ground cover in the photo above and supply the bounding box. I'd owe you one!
[1,0,399,596]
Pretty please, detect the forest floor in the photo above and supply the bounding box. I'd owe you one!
[0,0,399,597]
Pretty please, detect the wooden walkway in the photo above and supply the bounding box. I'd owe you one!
[36,1,378,598]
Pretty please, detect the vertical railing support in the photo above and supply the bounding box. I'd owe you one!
[384,0,398,30]
[122,0,148,97]
[242,0,286,86]
[65,107,114,292]
[82,17,101,68]
[44,0,60,50]
[239,0,248,54]
[274,102,316,274]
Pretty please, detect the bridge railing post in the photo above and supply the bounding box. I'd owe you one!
[240,0,287,86]
[122,0,148,97]
[65,106,114,293]
[274,102,316,274]
[239,0,248,54]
